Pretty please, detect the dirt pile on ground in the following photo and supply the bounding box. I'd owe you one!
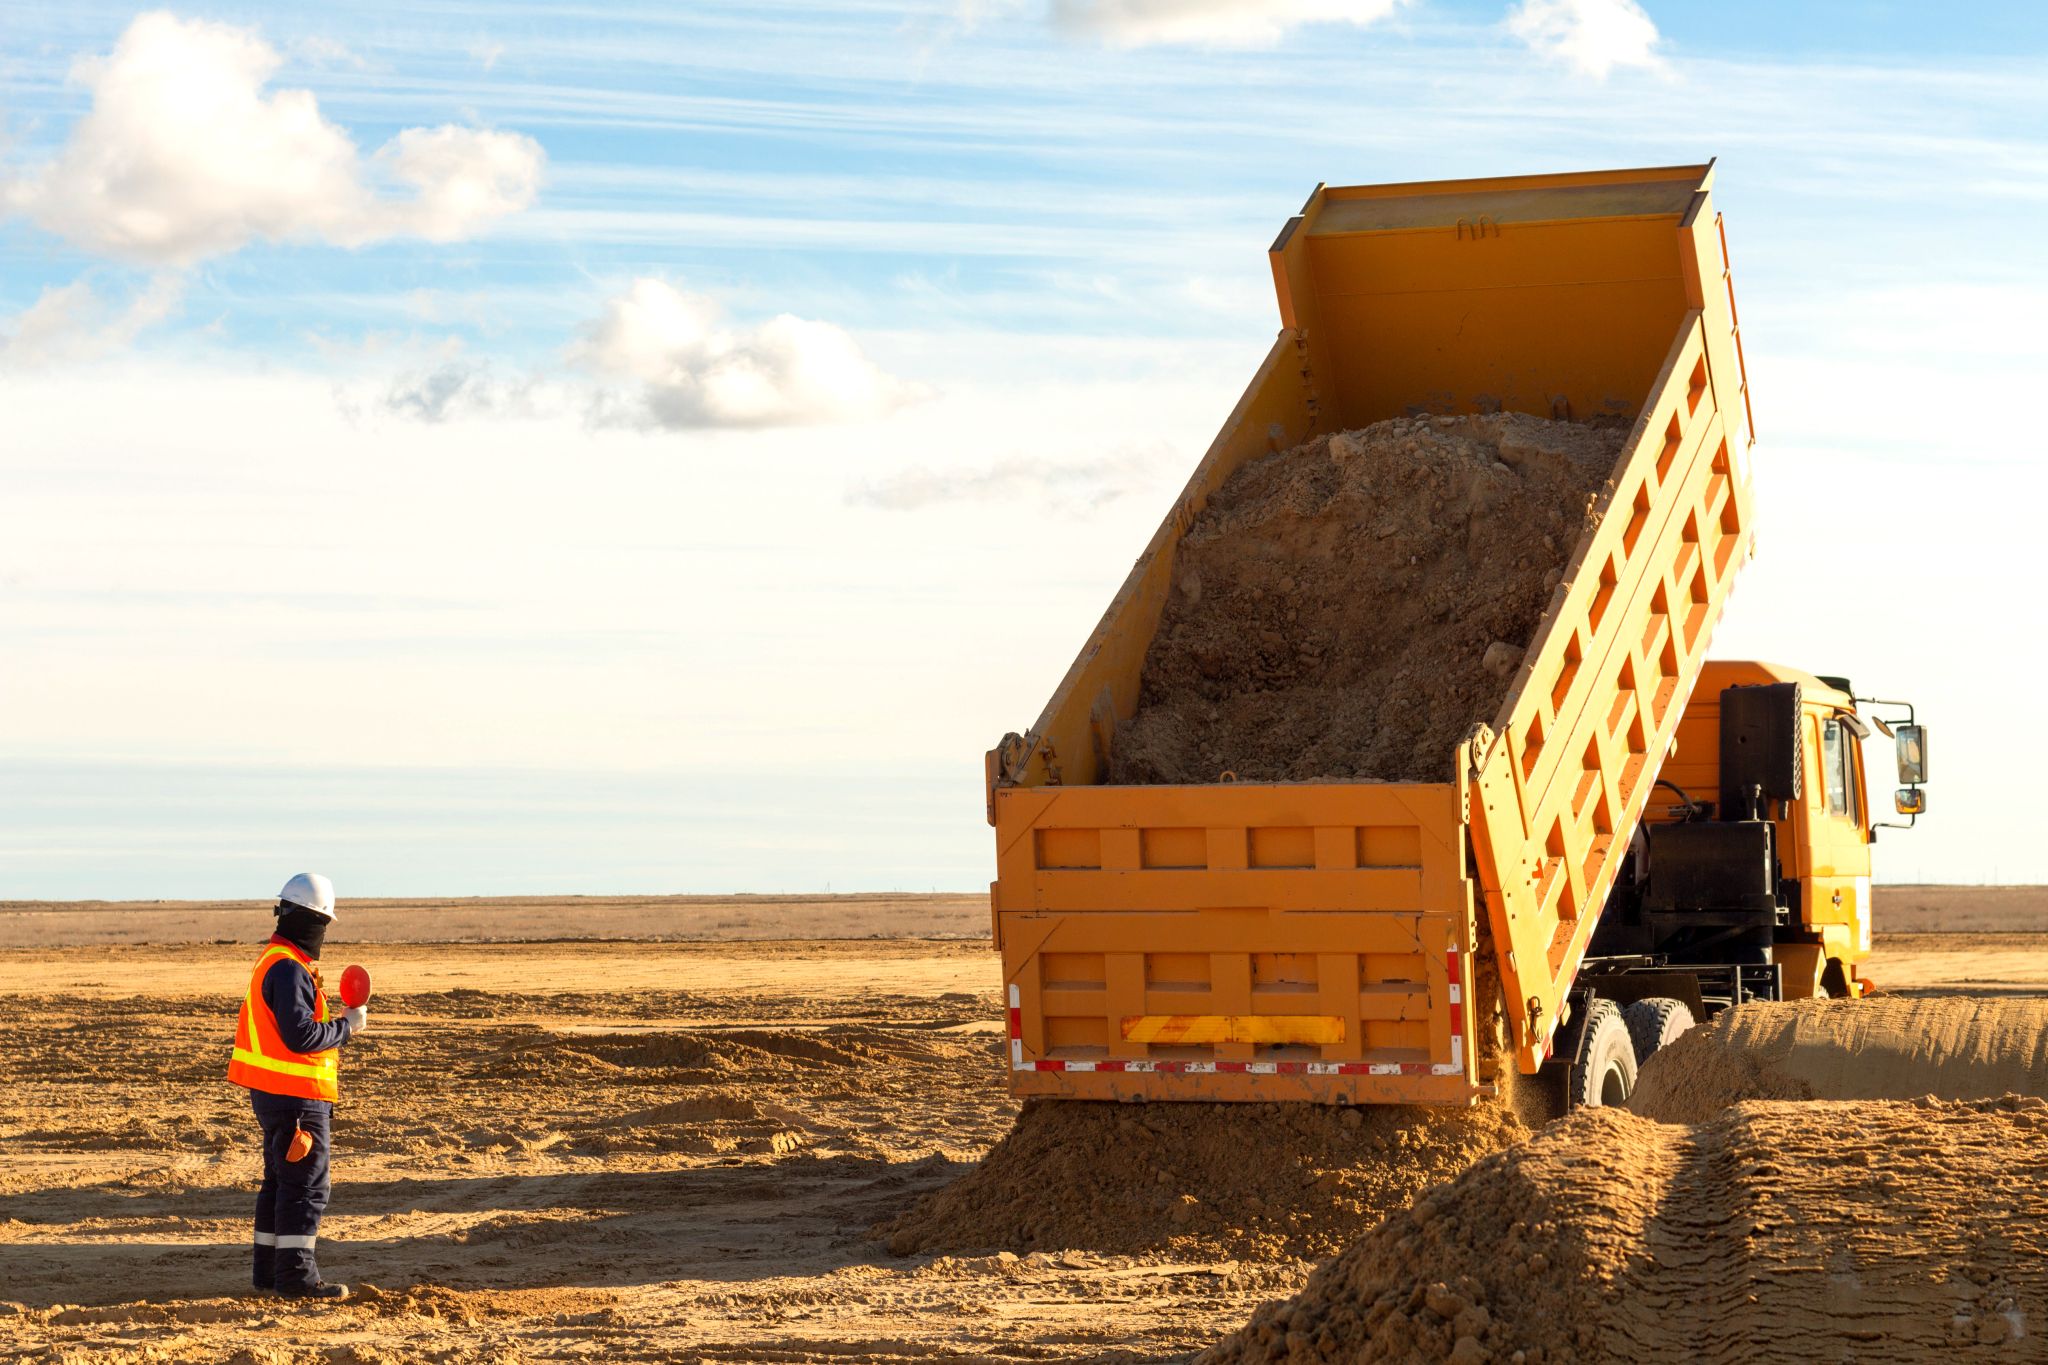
[1630,997,2048,1124]
[1109,413,1623,785]
[1203,1096,2048,1364]
[879,1098,1526,1262]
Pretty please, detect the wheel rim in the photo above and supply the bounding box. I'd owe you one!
[1598,1059,1631,1107]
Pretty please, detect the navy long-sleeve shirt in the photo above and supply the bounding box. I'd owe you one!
[260,955,354,1054]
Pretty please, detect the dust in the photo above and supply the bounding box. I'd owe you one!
[1630,996,2048,1124]
[879,1098,1526,1262]
[1204,1096,2048,1363]
[1109,413,1624,785]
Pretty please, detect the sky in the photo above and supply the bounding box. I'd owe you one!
[2,0,2045,899]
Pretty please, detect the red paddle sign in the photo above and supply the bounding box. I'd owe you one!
[339,963,372,1009]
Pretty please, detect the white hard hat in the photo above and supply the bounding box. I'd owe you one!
[278,872,337,920]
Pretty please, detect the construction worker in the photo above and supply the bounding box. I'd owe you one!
[225,873,367,1299]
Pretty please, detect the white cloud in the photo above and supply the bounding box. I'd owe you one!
[383,360,554,423]
[1,11,545,265]
[290,35,364,69]
[850,444,1168,512]
[1505,0,1666,78]
[572,278,920,430]
[1052,0,1400,48]
[0,276,183,367]
[373,124,544,244]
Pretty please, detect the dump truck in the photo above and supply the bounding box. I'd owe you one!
[984,163,1930,1109]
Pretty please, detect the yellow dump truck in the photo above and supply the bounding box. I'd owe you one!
[985,163,1930,1109]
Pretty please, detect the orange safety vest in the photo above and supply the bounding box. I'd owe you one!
[226,937,340,1102]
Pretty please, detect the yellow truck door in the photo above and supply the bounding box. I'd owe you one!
[1797,708,1874,980]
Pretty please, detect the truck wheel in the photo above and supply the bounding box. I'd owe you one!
[1568,1000,1638,1109]
[1621,998,1695,1066]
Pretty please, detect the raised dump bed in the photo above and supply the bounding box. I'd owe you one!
[986,164,1756,1104]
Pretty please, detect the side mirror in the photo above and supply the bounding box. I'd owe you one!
[1895,787,1927,816]
[1895,724,1927,785]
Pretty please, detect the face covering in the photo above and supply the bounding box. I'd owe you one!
[274,906,330,959]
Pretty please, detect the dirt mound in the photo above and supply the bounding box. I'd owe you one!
[714,1028,888,1067]
[468,1026,888,1084]
[566,1092,815,1155]
[1630,997,2048,1124]
[879,1098,1526,1262]
[1110,413,1622,785]
[1203,1097,2048,1363]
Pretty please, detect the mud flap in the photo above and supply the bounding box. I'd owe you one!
[1532,990,1595,1118]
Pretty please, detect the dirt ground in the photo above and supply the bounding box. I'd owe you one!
[1859,884,2048,935]
[1206,1096,2048,1363]
[1,898,2045,1361]
[0,893,990,950]
[4,883,2032,950]
[1629,996,2048,1124]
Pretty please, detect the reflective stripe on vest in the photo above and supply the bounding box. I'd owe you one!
[226,940,340,1101]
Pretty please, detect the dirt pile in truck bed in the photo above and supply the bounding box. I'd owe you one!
[1202,1097,2048,1364]
[1109,412,1624,785]
[878,1098,1526,1262]
[1629,997,2048,1125]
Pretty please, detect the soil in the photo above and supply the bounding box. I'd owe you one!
[0,934,1294,1363]
[1109,413,1624,785]
[879,1097,1526,1263]
[3,907,2046,1362]
[5,886,2042,949]
[1202,1097,2048,1364]
[0,892,987,948]
[1861,885,2048,935]
[1629,996,2048,1125]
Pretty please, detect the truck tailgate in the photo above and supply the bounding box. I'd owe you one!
[993,781,1479,1104]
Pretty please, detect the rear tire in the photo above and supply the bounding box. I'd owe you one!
[1568,1000,1638,1109]
[1622,998,1696,1066]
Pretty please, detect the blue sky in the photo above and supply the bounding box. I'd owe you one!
[3,1,2045,897]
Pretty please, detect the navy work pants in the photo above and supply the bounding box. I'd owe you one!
[250,1091,332,1292]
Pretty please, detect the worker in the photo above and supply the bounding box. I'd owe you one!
[225,873,367,1299]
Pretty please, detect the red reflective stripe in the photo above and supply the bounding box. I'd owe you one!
[1446,948,1464,1044]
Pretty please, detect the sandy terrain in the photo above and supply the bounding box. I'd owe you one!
[6,885,2034,951]
[1863,884,2048,935]
[1630,996,2048,1124]
[1207,1097,2048,1363]
[2,899,2045,1361]
[0,893,989,949]
[0,930,1275,1363]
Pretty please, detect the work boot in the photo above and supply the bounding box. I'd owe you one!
[277,1281,349,1301]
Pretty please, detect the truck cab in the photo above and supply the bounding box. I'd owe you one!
[1588,660,1929,1006]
